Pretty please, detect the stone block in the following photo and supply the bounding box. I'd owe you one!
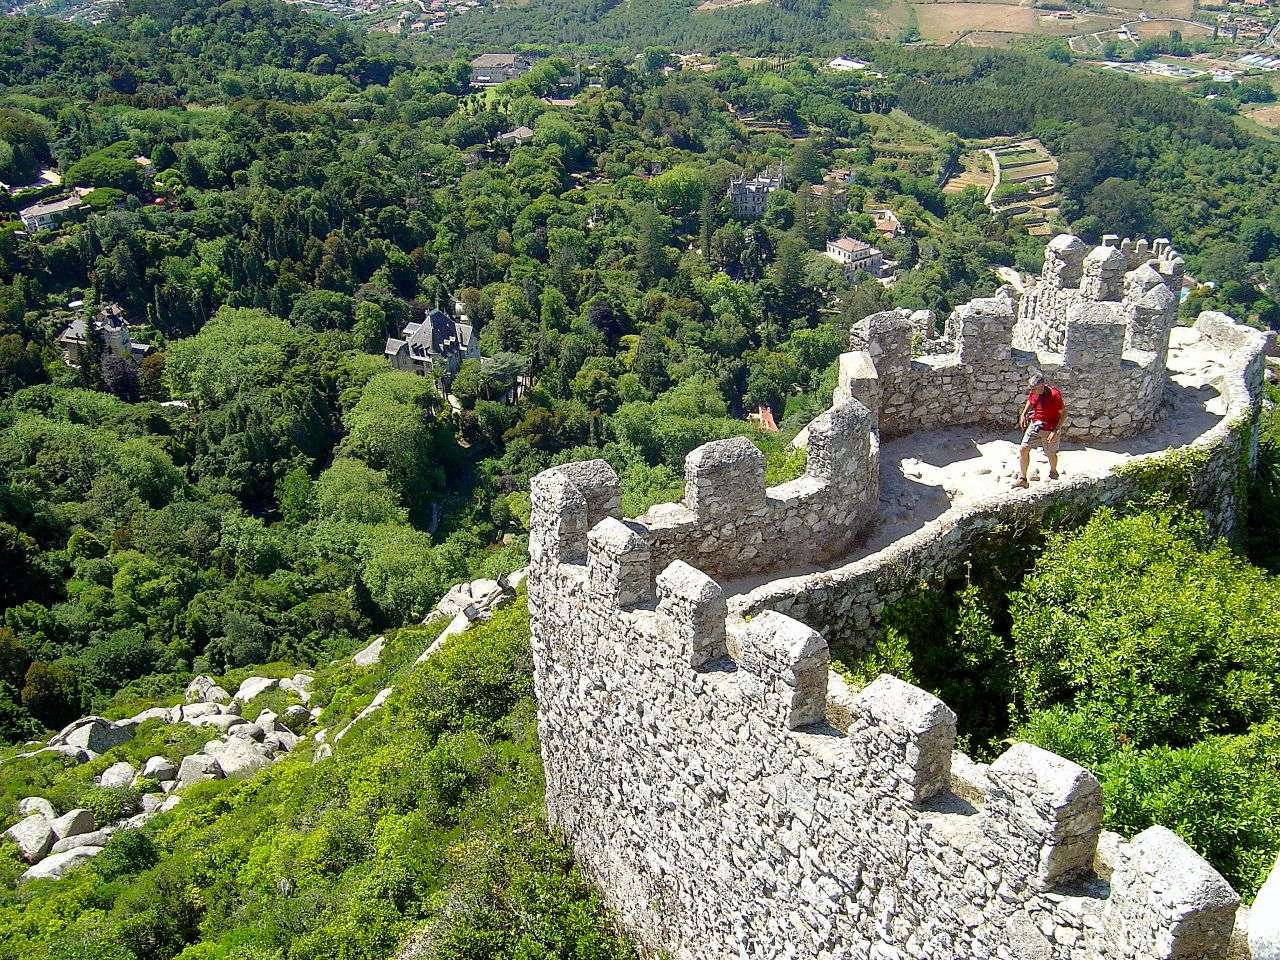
[1104,826,1239,960]
[683,437,765,519]
[989,742,1101,888]
[736,611,829,730]
[588,517,651,608]
[656,560,727,668]
[850,674,956,804]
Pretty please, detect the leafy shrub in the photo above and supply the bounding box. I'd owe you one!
[1010,508,1280,749]
[77,786,139,826]
[94,830,159,881]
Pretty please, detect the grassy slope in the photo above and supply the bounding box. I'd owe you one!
[0,602,636,960]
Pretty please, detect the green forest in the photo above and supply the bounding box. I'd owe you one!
[0,0,1279,955]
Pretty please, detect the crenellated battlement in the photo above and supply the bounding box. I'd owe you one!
[529,451,1246,959]
[834,235,1181,442]
[534,398,879,585]
[1015,234,1183,357]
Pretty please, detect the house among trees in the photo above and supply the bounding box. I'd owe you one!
[727,165,785,219]
[825,237,886,278]
[19,194,83,231]
[873,209,903,238]
[497,125,535,146]
[56,302,150,365]
[809,181,848,212]
[384,307,480,386]
[470,52,538,86]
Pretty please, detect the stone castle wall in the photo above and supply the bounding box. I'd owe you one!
[526,236,1270,960]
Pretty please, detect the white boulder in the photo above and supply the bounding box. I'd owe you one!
[141,756,178,781]
[20,846,103,882]
[128,706,176,725]
[206,738,272,778]
[1251,851,1280,960]
[185,675,230,703]
[98,761,137,789]
[186,714,247,733]
[176,753,224,787]
[178,702,222,721]
[4,814,54,862]
[51,826,114,855]
[17,797,56,821]
[352,637,385,666]
[55,718,132,754]
[159,795,182,813]
[50,808,95,840]
[234,676,277,703]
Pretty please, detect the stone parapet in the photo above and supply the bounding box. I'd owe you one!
[529,493,1247,959]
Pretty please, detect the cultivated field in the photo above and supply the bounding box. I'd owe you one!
[1246,103,1280,130]
[942,151,993,195]
[1128,17,1214,39]
[913,1,1122,44]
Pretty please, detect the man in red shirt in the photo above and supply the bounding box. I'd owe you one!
[1016,371,1066,489]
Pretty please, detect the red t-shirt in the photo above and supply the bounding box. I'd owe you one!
[1028,386,1064,430]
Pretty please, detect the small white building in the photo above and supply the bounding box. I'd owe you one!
[828,56,869,72]
[497,125,535,146]
[826,237,885,278]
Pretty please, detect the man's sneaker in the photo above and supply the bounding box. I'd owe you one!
[1013,477,1029,489]
[1048,470,1059,480]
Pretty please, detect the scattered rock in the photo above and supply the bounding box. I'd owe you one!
[230,722,265,743]
[50,826,114,855]
[283,705,311,725]
[158,795,182,814]
[128,706,176,725]
[4,814,54,863]
[1251,851,1280,960]
[178,702,222,721]
[98,761,137,789]
[49,808,95,841]
[263,728,299,754]
[176,753,223,787]
[334,688,393,743]
[185,675,216,702]
[206,738,271,778]
[278,673,314,704]
[313,743,333,763]
[352,637,385,667]
[234,676,277,703]
[54,717,132,754]
[17,797,56,821]
[20,846,103,882]
[141,756,178,781]
[186,714,247,733]
[159,779,178,794]
[140,794,163,814]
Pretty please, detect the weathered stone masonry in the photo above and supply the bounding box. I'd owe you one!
[527,236,1270,960]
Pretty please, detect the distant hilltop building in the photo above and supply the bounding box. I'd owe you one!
[727,165,784,219]
[497,125,535,146]
[57,303,150,365]
[470,52,538,86]
[827,55,868,72]
[384,307,479,385]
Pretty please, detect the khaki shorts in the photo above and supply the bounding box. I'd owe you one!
[1021,421,1059,451]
